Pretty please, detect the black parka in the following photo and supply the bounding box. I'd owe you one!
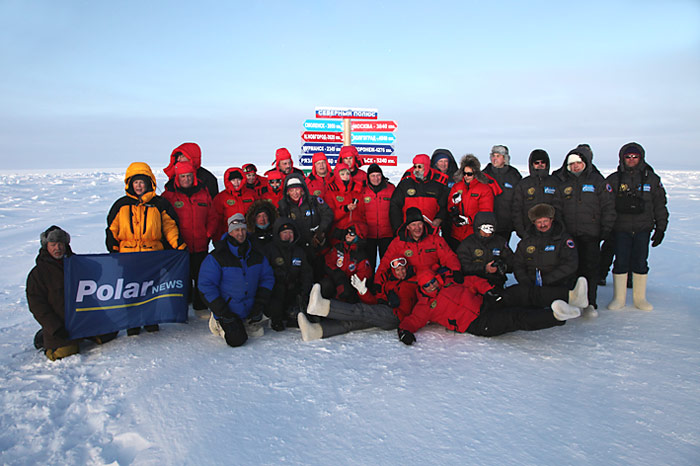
[513,220,578,287]
[482,162,522,234]
[456,212,514,285]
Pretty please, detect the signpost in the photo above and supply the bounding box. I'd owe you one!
[299,107,398,169]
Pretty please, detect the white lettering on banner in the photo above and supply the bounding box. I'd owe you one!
[75,279,182,302]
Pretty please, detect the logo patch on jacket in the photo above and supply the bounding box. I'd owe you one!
[564,187,573,196]
[407,188,416,196]
[544,245,555,251]
[566,239,575,249]
[314,190,322,196]
[227,199,236,206]
[425,248,436,253]
[504,182,513,189]
[174,201,184,208]
[275,257,285,266]
[292,258,302,267]
[364,197,371,203]
[474,249,484,257]
[544,186,556,194]
[606,183,613,192]
[405,249,414,257]
[526,246,536,254]
[643,184,651,192]
[336,196,345,202]
[527,187,535,195]
[430,301,437,309]
[582,184,595,193]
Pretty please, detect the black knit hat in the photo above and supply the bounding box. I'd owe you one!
[367,163,383,176]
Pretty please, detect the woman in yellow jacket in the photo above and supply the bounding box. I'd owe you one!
[106,162,186,335]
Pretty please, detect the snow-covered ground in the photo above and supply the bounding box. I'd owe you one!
[0,166,698,465]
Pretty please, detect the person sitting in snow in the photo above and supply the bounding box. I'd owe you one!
[27,226,117,361]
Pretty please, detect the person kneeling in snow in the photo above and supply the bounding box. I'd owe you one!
[396,270,583,346]
[299,255,419,341]
[27,226,117,361]
[198,213,275,347]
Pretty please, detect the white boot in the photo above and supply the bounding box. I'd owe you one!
[298,313,323,341]
[208,313,225,340]
[607,273,628,310]
[569,277,589,308]
[552,300,582,321]
[632,273,653,311]
[307,283,330,317]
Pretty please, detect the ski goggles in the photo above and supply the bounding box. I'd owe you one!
[479,224,495,234]
[390,257,407,269]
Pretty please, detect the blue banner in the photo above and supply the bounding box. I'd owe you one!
[64,250,190,339]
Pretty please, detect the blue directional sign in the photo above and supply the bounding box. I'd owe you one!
[303,119,343,132]
[355,144,395,155]
[351,132,396,144]
[300,154,339,167]
[301,143,344,154]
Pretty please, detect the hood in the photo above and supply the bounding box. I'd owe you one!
[431,148,458,176]
[473,211,497,233]
[272,217,301,245]
[223,167,245,193]
[528,149,550,177]
[273,148,294,170]
[246,199,278,231]
[124,162,157,196]
[339,145,363,169]
[164,142,202,178]
[173,161,198,188]
[618,142,647,171]
[283,172,311,199]
[311,152,330,178]
[455,154,490,184]
[558,146,594,177]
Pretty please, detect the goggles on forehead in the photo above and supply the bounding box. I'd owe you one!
[390,257,407,269]
[422,277,438,289]
[479,224,495,234]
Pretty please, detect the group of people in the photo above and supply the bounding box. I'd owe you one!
[26,140,669,359]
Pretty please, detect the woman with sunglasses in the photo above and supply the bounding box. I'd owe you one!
[299,255,419,341]
[446,154,499,251]
[605,142,668,311]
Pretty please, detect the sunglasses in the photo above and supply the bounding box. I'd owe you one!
[269,180,282,184]
[422,277,438,289]
[346,230,357,237]
[390,257,407,269]
[463,171,474,177]
[533,160,547,166]
[624,154,640,159]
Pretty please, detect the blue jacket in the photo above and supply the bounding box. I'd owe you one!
[198,235,275,319]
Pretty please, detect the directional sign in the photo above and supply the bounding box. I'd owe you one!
[361,155,398,166]
[351,120,398,132]
[351,132,396,144]
[303,119,343,132]
[354,144,395,156]
[301,143,344,154]
[300,154,339,167]
[301,132,344,143]
[315,107,378,120]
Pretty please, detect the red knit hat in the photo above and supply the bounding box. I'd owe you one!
[412,154,431,166]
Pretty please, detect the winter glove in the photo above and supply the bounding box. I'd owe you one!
[398,329,416,346]
[53,326,70,341]
[651,229,664,247]
[350,274,368,295]
[208,296,230,319]
[484,288,503,303]
[311,231,326,248]
[452,270,464,284]
[491,256,507,276]
[387,290,400,309]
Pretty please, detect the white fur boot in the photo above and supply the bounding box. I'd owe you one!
[569,277,589,308]
[552,300,582,321]
[298,313,323,342]
[632,273,653,311]
[307,283,330,317]
[607,273,628,310]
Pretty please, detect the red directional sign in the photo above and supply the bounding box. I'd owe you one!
[351,120,398,132]
[361,155,398,166]
[301,131,343,143]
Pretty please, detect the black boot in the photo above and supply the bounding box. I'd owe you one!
[33,329,44,350]
[144,324,159,333]
[127,327,141,336]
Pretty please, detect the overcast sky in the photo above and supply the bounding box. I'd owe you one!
[1,0,699,171]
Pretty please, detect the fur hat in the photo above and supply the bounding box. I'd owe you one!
[40,225,70,248]
[490,145,511,165]
[528,203,556,223]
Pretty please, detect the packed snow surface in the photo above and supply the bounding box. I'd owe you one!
[0,166,698,465]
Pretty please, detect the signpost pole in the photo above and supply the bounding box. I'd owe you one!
[343,118,351,146]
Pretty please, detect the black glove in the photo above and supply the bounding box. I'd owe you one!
[208,296,230,319]
[312,231,326,248]
[219,314,248,347]
[651,229,664,247]
[53,326,70,341]
[484,288,503,303]
[452,270,464,284]
[387,290,400,309]
[491,256,507,276]
[398,329,416,346]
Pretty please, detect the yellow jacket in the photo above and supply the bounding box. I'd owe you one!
[106,162,186,253]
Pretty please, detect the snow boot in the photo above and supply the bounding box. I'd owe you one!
[607,273,628,310]
[127,327,141,336]
[33,329,44,350]
[568,277,589,309]
[632,273,653,311]
[307,283,330,317]
[208,314,225,339]
[298,313,322,342]
[581,305,599,319]
[244,319,264,338]
[551,300,582,321]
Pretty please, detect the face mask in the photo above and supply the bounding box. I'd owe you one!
[479,224,495,234]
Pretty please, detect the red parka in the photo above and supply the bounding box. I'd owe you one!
[400,275,493,334]
[212,167,258,240]
[306,152,333,200]
[362,177,395,239]
[447,178,497,241]
[325,163,367,239]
